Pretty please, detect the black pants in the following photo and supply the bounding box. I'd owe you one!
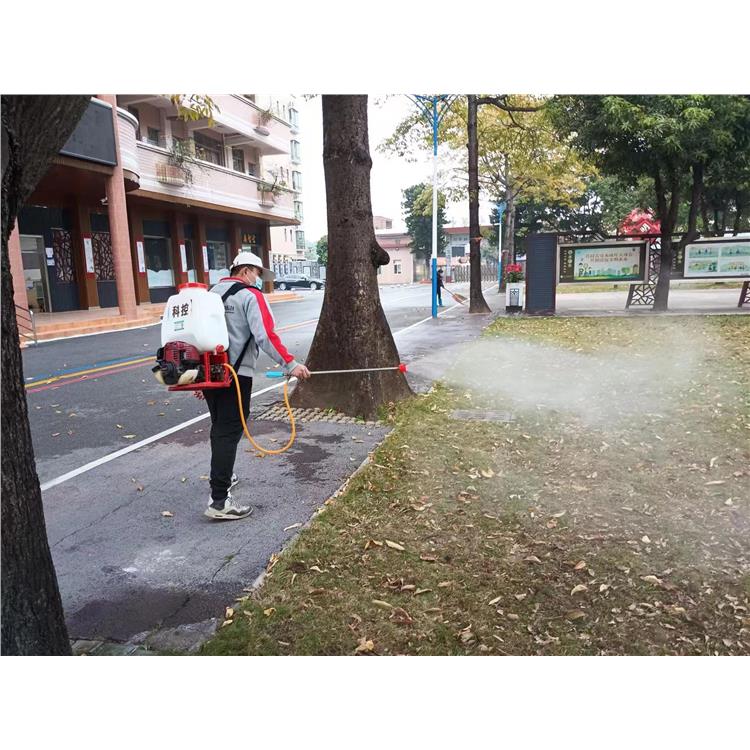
[203,375,252,502]
[437,287,443,305]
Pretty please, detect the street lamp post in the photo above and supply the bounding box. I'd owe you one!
[496,200,507,292]
[408,95,457,318]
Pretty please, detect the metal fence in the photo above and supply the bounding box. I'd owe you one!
[448,260,498,284]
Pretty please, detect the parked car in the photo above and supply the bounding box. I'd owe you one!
[273,274,325,291]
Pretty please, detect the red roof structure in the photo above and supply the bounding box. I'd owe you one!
[619,208,661,236]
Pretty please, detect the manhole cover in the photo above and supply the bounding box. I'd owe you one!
[256,403,380,426]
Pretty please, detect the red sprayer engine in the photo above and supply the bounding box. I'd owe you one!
[152,282,232,391]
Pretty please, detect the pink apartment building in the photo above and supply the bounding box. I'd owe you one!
[9,95,300,322]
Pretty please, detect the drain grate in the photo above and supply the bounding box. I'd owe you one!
[450,409,514,423]
[256,402,381,426]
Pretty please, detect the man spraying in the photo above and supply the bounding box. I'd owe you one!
[202,251,310,520]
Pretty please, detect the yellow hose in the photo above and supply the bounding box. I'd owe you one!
[224,363,296,455]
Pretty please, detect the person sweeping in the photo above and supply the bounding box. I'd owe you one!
[200,251,310,520]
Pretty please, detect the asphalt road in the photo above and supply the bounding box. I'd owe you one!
[23,283,443,484]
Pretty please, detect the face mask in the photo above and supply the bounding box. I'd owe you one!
[253,276,263,290]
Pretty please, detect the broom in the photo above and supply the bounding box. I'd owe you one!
[444,288,467,305]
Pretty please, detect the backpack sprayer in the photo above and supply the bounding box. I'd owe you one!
[152,282,408,456]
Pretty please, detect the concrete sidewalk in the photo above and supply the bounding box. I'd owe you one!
[48,292,503,654]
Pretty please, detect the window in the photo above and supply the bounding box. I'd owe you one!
[206,240,229,284]
[394,261,402,275]
[144,237,174,289]
[292,171,302,190]
[295,230,305,250]
[291,140,301,162]
[247,162,257,177]
[147,127,161,146]
[232,148,245,173]
[294,201,303,221]
[289,108,299,128]
[194,131,224,166]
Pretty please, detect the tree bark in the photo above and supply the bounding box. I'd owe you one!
[2,95,90,655]
[290,96,411,419]
[653,168,677,312]
[467,95,491,313]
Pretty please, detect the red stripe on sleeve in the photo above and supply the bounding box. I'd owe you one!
[248,288,294,364]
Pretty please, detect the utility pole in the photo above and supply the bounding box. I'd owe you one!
[496,200,507,291]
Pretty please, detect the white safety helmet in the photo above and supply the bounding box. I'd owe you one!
[231,250,275,281]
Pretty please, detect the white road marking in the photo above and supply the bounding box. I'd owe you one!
[39,284,497,492]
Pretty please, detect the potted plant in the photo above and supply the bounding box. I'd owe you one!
[255,106,274,136]
[257,171,285,205]
[157,138,201,187]
[504,263,525,313]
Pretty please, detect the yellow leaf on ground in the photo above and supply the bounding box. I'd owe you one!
[372,599,393,609]
[354,638,375,654]
[264,608,276,617]
[385,540,405,551]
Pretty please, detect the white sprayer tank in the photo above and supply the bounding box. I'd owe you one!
[161,283,228,353]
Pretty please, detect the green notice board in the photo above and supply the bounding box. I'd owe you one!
[558,242,647,283]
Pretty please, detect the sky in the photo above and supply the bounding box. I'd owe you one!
[296,95,494,244]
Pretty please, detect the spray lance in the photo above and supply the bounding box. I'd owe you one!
[265,363,408,379]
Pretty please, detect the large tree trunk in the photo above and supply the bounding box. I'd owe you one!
[2,95,89,655]
[467,95,490,313]
[290,96,411,419]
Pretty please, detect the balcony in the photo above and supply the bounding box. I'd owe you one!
[116,107,140,187]
[134,139,295,223]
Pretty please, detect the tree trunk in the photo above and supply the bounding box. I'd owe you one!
[653,168,680,312]
[467,95,490,313]
[2,95,89,655]
[290,96,411,419]
[733,193,744,235]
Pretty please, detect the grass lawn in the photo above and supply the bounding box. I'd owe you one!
[201,315,749,655]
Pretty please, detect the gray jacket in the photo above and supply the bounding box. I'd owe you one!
[210,278,299,378]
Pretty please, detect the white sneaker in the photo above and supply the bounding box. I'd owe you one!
[230,473,239,490]
[204,491,253,521]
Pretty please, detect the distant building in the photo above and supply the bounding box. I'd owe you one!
[375,230,414,284]
[373,215,393,231]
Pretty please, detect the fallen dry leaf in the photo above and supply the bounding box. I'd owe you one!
[524,555,542,564]
[385,540,405,551]
[225,607,234,619]
[263,607,276,617]
[161,511,174,518]
[372,599,393,609]
[480,468,495,478]
[489,596,502,606]
[565,610,586,621]
[570,584,588,596]
[354,638,375,654]
[284,523,302,531]
[419,553,437,562]
[389,607,414,626]
[574,560,587,570]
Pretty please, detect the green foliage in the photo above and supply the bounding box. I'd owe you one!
[402,183,448,260]
[169,95,219,125]
[547,95,750,230]
[316,235,328,266]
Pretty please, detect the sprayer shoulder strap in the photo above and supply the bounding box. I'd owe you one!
[219,282,254,371]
